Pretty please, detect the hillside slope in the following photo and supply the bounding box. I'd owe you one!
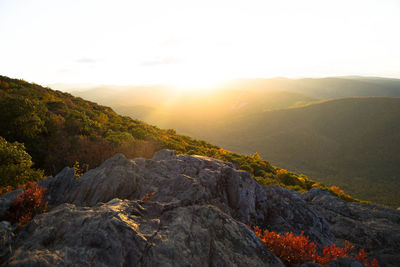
[111,90,318,136]
[213,97,400,206]
[67,77,400,207]
[222,77,400,99]
[1,75,341,202]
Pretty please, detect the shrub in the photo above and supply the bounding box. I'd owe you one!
[0,136,44,188]
[141,191,155,202]
[329,185,354,202]
[253,226,316,266]
[73,161,88,179]
[2,182,48,227]
[252,226,380,267]
[0,185,14,195]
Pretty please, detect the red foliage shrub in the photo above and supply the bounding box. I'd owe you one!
[141,191,155,202]
[2,182,48,227]
[253,226,316,266]
[252,226,380,267]
[315,241,354,266]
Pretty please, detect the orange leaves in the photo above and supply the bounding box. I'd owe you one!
[315,241,354,266]
[141,191,155,202]
[2,182,48,228]
[330,185,353,201]
[0,185,14,195]
[330,185,346,196]
[276,169,288,175]
[355,249,380,267]
[253,226,316,266]
[252,226,380,267]
[218,148,227,155]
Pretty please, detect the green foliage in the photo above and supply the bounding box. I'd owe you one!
[0,136,43,188]
[92,78,400,207]
[105,130,134,146]
[0,75,166,175]
[0,96,47,141]
[204,96,400,207]
[255,175,283,187]
[0,75,366,204]
[73,161,89,179]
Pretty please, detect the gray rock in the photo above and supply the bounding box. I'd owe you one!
[151,149,177,161]
[46,151,270,227]
[303,188,400,267]
[39,167,75,203]
[327,257,365,267]
[0,221,14,263]
[263,186,333,248]
[2,150,398,266]
[0,189,23,218]
[5,199,283,266]
[39,150,332,247]
[296,263,322,267]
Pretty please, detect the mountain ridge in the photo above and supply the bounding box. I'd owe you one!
[1,74,358,205]
[213,97,400,206]
[68,78,400,207]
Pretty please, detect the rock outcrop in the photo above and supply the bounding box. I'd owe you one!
[303,188,400,266]
[6,200,282,266]
[1,150,399,266]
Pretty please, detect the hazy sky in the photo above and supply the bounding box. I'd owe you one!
[0,0,399,87]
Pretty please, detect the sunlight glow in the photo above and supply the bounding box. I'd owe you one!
[0,0,399,89]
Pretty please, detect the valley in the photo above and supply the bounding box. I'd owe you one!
[70,77,400,207]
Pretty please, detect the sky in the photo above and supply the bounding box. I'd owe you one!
[0,0,399,88]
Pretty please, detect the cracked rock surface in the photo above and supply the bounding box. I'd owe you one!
[2,150,285,266]
[303,188,400,266]
[1,150,399,266]
[7,200,282,266]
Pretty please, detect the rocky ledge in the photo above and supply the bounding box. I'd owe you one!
[1,150,399,266]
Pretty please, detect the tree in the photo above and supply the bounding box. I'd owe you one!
[0,96,47,141]
[0,136,43,188]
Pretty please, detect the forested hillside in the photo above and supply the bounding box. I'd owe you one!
[68,77,400,207]
[1,75,353,203]
[213,97,400,207]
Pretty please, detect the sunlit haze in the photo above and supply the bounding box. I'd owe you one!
[1,0,399,89]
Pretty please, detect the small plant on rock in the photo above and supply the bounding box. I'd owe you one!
[73,161,88,179]
[2,182,48,228]
[252,226,380,267]
[141,191,155,202]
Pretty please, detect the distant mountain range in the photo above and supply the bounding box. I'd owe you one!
[70,76,400,207]
[2,75,338,204]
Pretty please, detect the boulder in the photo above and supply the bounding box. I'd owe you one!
[5,199,283,266]
[40,150,332,247]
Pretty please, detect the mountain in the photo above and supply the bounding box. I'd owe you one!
[1,150,399,266]
[211,97,400,207]
[1,75,399,265]
[0,75,344,203]
[222,77,400,99]
[68,77,400,207]
[109,90,318,137]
